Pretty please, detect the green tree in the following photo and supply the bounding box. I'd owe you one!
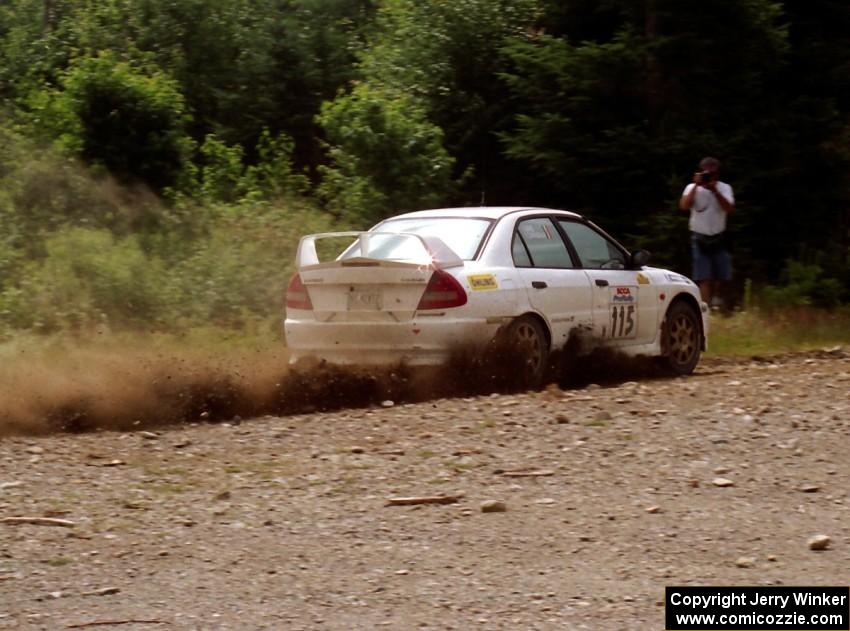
[352,0,540,202]
[0,0,75,101]
[500,29,655,223]
[271,0,377,170]
[753,0,850,279]
[500,0,791,277]
[1,0,374,179]
[317,84,455,222]
[31,53,194,193]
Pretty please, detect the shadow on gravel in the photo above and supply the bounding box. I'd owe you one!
[0,334,692,437]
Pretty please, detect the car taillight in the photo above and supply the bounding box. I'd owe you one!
[416,270,467,310]
[285,273,313,310]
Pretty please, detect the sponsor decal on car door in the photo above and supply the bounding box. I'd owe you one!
[584,270,657,345]
[610,285,637,339]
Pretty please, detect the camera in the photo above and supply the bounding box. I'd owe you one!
[699,171,714,184]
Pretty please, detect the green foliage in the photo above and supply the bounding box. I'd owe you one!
[500,0,789,226]
[0,202,347,335]
[0,0,73,100]
[500,30,654,226]
[0,120,342,335]
[0,228,168,331]
[708,306,850,355]
[199,130,309,204]
[29,53,194,193]
[271,0,378,164]
[353,0,541,199]
[318,84,455,222]
[0,226,24,297]
[165,204,339,325]
[198,135,245,203]
[1,0,849,341]
[1,0,373,178]
[0,124,169,250]
[361,0,539,103]
[760,261,846,309]
[242,130,310,200]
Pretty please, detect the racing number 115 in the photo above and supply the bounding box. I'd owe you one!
[610,304,635,338]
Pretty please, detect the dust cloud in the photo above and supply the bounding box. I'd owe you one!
[0,334,670,437]
[0,343,286,436]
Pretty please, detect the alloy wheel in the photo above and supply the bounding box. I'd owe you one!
[669,312,698,367]
[513,319,545,376]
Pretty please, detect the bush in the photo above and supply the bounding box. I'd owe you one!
[0,228,168,331]
[0,123,201,266]
[760,260,845,309]
[28,52,195,193]
[0,202,349,335]
[164,202,341,326]
[198,130,309,204]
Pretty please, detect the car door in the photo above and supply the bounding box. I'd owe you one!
[557,219,658,347]
[511,216,593,350]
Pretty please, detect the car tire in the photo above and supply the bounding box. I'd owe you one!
[505,315,549,388]
[661,300,701,375]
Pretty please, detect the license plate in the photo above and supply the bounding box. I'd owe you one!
[347,291,382,311]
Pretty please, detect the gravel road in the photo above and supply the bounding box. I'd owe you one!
[1,349,848,630]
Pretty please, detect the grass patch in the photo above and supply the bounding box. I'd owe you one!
[707,307,850,356]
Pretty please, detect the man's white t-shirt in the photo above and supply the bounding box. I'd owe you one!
[683,181,734,235]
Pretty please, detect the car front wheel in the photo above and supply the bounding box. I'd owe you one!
[662,301,701,375]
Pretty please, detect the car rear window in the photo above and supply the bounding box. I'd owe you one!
[359,217,493,261]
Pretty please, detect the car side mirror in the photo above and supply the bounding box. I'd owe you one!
[629,249,651,269]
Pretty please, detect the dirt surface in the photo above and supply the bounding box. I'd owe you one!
[1,349,848,630]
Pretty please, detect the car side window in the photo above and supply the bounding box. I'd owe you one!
[558,221,626,270]
[515,218,574,269]
[512,233,532,267]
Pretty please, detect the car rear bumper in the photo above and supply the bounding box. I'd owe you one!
[284,317,502,366]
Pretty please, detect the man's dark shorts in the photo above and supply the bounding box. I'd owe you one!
[691,233,732,282]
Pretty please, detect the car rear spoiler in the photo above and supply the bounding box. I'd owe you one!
[295,231,464,270]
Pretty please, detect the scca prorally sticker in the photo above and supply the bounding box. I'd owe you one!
[467,274,498,291]
[612,286,635,303]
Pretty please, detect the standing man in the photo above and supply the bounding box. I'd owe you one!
[679,156,735,308]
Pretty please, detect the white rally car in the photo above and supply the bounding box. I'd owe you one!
[284,207,708,383]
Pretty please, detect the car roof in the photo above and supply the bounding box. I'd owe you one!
[388,206,584,221]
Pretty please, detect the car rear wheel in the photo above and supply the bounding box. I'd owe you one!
[506,315,549,387]
[662,301,701,375]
